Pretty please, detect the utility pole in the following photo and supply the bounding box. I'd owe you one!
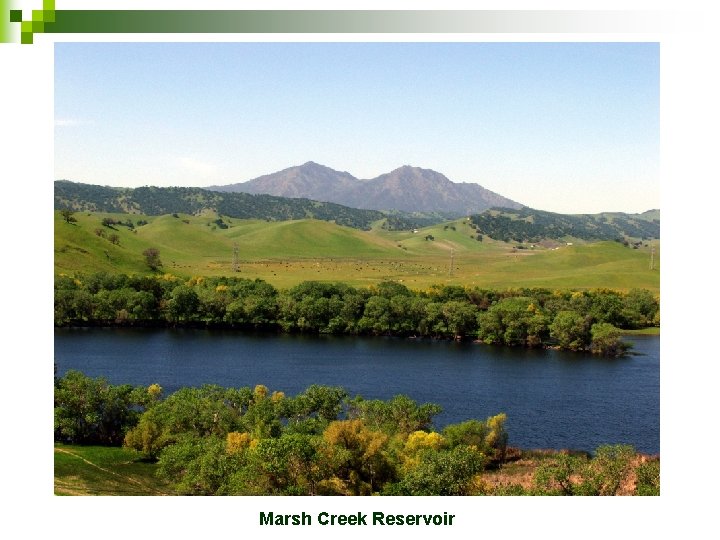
[649,245,655,270]
[232,242,239,272]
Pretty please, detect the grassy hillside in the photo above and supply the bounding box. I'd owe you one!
[55,211,659,292]
[54,444,172,495]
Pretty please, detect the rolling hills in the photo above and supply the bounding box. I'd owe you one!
[54,180,425,231]
[55,210,660,292]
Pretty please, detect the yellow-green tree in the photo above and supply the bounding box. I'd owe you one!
[322,419,392,495]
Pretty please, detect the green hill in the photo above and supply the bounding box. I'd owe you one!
[56,211,659,292]
[469,207,660,243]
[54,180,438,231]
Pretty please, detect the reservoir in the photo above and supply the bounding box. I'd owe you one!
[54,328,659,454]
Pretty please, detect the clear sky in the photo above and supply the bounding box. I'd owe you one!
[55,42,659,214]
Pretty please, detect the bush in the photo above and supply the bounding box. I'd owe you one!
[635,459,660,496]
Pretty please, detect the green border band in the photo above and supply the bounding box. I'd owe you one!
[7,9,675,44]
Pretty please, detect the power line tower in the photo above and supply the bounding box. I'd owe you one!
[649,245,655,270]
[232,242,239,272]
[448,248,455,276]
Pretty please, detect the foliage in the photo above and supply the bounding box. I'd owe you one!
[55,180,431,231]
[532,445,642,496]
[442,414,508,462]
[590,323,631,357]
[142,247,162,271]
[550,310,590,351]
[349,394,442,435]
[469,207,660,243]
[635,458,660,496]
[395,445,485,495]
[55,370,154,445]
[54,273,657,356]
[60,208,77,223]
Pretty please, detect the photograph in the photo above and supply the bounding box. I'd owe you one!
[53,41,659,497]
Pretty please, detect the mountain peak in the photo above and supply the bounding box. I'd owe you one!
[210,162,523,215]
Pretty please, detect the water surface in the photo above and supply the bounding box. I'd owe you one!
[54,328,659,454]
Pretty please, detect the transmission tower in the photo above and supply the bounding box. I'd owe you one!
[448,248,455,276]
[232,242,239,272]
[649,245,655,270]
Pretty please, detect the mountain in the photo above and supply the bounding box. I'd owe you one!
[210,162,522,216]
[218,161,359,202]
[469,207,660,243]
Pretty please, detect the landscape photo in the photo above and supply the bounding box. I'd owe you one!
[53,42,659,496]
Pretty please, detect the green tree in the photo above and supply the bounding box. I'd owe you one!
[442,300,477,339]
[59,208,77,223]
[550,310,590,351]
[249,433,329,495]
[166,284,199,322]
[142,247,162,271]
[590,323,630,357]
[155,435,245,495]
[350,394,441,436]
[55,370,148,445]
[124,385,248,457]
[396,445,485,495]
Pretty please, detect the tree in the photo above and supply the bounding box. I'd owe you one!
[60,208,77,223]
[350,394,441,435]
[590,323,630,357]
[550,310,589,351]
[322,419,392,494]
[55,370,148,445]
[396,445,485,495]
[142,247,162,271]
[108,233,120,245]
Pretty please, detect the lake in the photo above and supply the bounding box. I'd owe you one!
[54,328,659,454]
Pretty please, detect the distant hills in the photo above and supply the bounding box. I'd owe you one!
[53,181,400,230]
[469,207,660,243]
[55,171,659,242]
[209,161,522,215]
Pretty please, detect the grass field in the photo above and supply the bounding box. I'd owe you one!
[54,444,171,496]
[55,211,660,292]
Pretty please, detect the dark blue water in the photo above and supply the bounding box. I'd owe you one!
[54,328,659,454]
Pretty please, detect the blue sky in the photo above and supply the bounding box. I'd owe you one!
[55,42,659,214]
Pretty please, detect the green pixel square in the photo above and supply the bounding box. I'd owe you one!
[44,10,55,23]
[21,32,33,45]
[43,0,55,10]
[21,21,32,33]
[32,10,44,22]
[32,20,44,33]
[9,10,22,23]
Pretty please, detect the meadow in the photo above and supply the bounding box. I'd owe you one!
[55,211,659,292]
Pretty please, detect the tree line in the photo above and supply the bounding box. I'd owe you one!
[55,273,659,356]
[55,370,658,495]
[469,207,660,243]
